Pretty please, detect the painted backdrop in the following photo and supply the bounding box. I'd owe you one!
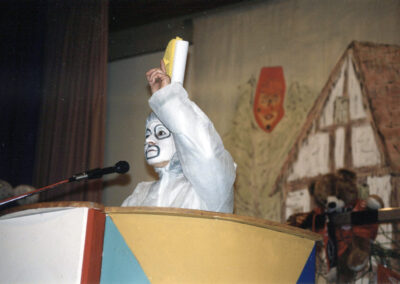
[105,0,400,222]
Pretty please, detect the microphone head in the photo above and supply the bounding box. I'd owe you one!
[115,161,130,174]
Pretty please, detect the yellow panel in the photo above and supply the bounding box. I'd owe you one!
[109,210,316,284]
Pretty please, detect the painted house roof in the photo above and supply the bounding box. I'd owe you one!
[354,42,400,173]
[271,41,400,195]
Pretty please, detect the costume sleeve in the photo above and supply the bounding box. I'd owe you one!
[121,181,152,207]
[149,83,235,212]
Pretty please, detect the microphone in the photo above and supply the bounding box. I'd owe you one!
[69,161,130,182]
[0,161,130,207]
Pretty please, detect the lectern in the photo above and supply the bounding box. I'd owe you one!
[0,202,105,284]
[0,203,321,283]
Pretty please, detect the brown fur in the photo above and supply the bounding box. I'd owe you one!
[309,169,359,209]
[306,169,379,282]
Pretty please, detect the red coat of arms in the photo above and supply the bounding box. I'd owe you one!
[253,67,285,133]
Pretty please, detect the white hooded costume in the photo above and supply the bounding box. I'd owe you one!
[122,82,235,213]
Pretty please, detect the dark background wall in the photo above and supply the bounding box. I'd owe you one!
[0,1,45,187]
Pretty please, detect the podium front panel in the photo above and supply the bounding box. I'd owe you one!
[0,204,105,284]
[105,207,320,283]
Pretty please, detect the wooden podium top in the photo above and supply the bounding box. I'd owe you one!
[107,206,321,241]
[1,201,321,241]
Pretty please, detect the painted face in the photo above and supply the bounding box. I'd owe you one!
[144,118,176,167]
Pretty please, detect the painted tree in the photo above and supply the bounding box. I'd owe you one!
[224,76,316,220]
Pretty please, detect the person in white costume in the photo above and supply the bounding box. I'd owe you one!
[122,61,236,213]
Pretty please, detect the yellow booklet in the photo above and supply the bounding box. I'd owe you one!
[162,36,182,77]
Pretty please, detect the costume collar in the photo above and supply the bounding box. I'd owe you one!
[154,153,182,177]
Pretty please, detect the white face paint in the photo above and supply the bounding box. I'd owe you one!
[144,118,176,167]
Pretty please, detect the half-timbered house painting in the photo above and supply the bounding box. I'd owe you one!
[272,41,400,229]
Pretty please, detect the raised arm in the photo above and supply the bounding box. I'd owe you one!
[146,62,235,212]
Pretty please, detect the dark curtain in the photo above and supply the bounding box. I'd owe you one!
[34,0,108,203]
[0,2,45,188]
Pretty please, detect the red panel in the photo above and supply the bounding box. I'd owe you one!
[377,265,400,283]
[253,67,285,133]
[81,208,106,284]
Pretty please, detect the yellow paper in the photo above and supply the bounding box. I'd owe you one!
[162,36,182,77]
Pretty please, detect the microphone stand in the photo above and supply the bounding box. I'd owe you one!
[0,161,129,208]
[0,179,70,207]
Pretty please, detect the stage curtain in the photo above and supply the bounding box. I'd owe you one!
[0,3,45,188]
[34,1,108,203]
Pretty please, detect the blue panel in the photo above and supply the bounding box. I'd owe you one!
[100,216,150,284]
[297,244,316,284]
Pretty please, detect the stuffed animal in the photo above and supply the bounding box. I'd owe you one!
[0,179,14,201]
[287,169,384,282]
[0,179,38,206]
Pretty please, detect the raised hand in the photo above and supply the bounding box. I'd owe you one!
[146,60,171,94]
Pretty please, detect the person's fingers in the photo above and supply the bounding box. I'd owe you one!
[148,70,158,83]
[146,72,155,83]
[146,68,158,76]
[149,69,165,83]
[146,68,161,81]
[160,59,167,73]
[147,63,170,94]
[160,74,171,85]
[158,73,170,80]
[155,72,170,81]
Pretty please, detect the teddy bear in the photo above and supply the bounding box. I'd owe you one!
[287,169,384,282]
[0,179,38,208]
